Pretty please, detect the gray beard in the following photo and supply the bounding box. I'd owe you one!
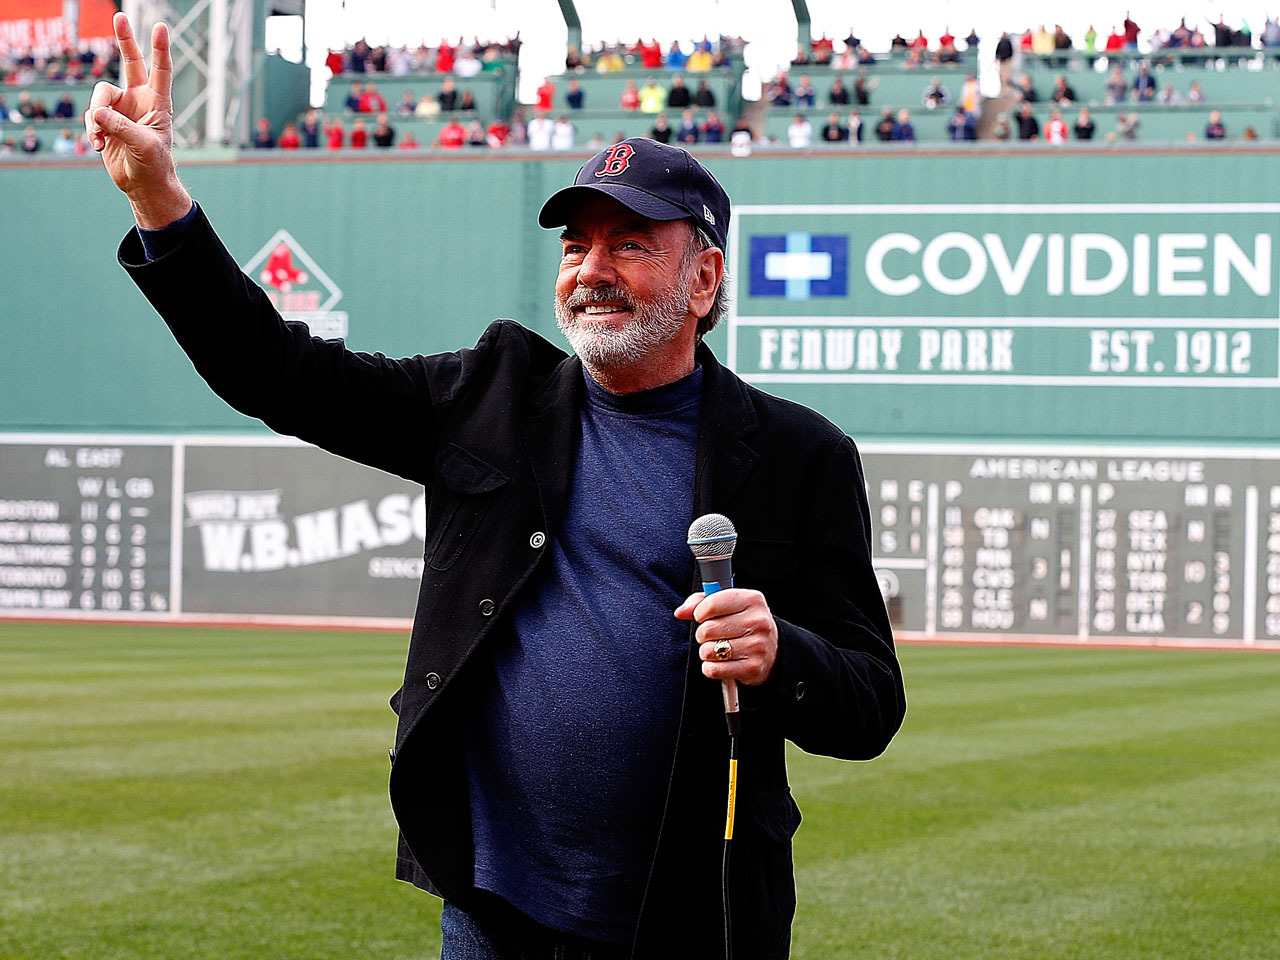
[555,278,690,370]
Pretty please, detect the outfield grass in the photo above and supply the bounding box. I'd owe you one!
[1,623,1277,959]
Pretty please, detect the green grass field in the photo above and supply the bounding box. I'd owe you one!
[2,622,1277,960]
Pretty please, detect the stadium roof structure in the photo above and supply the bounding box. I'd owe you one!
[124,0,305,148]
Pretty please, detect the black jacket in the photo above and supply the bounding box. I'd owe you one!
[120,208,905,959]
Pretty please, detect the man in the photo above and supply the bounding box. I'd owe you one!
[1073,107,1096,140]
[638,77,666,113]
[1204,110,1226,140]
[565,77,584,110]
[1016,102,1040,140]
[921,77,949,109]
[676,108,699,145]
[946,106,975,141]
[648,112,673,144]
[1044,108,1068,145]
[526,110,554,151]
[1132,63,1156,102]
[666,73,691,108]
[821,111,848,142]
[891,108,915,142]
[786,112,812,148]
[86,14,903,959]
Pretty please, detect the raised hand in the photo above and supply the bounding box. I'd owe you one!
[85,12,192,228]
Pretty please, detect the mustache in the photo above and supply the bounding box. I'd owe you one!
[560,285,638,312]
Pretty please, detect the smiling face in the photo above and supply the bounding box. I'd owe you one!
[554,193,719,392]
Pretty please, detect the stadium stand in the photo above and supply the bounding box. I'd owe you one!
[6,18,1279,155]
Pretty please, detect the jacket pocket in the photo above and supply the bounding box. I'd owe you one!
[732,788,802,956]
[423,443,508,571]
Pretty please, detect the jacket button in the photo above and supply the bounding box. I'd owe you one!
[425,672,441,690]
[795,681,806,701]
[530,531,546,548]
[479,598,495,616]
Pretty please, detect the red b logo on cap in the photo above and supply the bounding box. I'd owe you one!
[595,143,635,177]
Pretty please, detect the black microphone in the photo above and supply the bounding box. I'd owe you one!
[687,513,740,732]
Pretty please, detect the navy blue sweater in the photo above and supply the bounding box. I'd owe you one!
[464,366,701,944]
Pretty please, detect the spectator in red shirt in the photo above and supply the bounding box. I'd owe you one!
[349,117,368,148]
[909,31,929,52]
[620,80,640,111]
[486,118,511,147]
[639,39,663,68]
[278,121,301,149]
[437,117,466,149]
[435,41,455,73]
[326,118,345,149]
[400,131,421,150]
[1123,14,1140,48]
[326,49,344,76]
[359,82,387,114]
[1105,26,1125,51]
[536,77,555,112]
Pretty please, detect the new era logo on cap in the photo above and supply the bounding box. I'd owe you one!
[537,138,731,250]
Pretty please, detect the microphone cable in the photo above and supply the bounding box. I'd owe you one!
[722,718,739,960]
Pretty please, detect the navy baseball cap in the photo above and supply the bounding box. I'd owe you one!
[538,137,730,250]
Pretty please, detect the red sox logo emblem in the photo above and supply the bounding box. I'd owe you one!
[594,142,635,177]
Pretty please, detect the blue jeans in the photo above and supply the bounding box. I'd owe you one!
[439,900,630,960]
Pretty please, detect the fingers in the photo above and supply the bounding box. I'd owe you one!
[85,81,123,150]
[148,22,172,102]
[93,105,143,148]
[699,638,773,685]
[684,589,779,686]
[114,11,149,89]
[673,592,705,621]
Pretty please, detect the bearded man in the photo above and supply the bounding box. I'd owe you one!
[87,14,903,960]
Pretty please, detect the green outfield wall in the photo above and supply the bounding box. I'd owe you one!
[4,147,1280,445]
[5,146,1280,643]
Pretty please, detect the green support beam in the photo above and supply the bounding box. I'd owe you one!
[557,0,582,56]
[791,0,811,56]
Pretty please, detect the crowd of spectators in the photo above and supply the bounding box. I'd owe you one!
[786,27,980,71]
[563,36,745,74]
[0,41,118,157]
[985,102,1254,144]
[0,122,92,156]
[334,78,484,118]
[324,36,520,77]
[9,21,1272,156]
[609,74,719,114]
[993,12,1280,91]
[1,41,118,86]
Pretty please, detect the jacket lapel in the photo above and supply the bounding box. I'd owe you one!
[694,342,759,517]
[520,354,584,536]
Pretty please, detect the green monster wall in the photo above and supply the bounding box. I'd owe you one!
[3,146,1280,446]
[5,147,1280,643]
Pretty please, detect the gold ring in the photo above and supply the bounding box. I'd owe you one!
[712,639,733,661]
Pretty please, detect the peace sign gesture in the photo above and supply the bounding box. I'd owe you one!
[86,12,192,229]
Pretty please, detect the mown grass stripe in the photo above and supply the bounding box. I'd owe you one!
[3,623,1277,960]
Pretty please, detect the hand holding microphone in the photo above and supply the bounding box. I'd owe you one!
[676,514,780,731]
